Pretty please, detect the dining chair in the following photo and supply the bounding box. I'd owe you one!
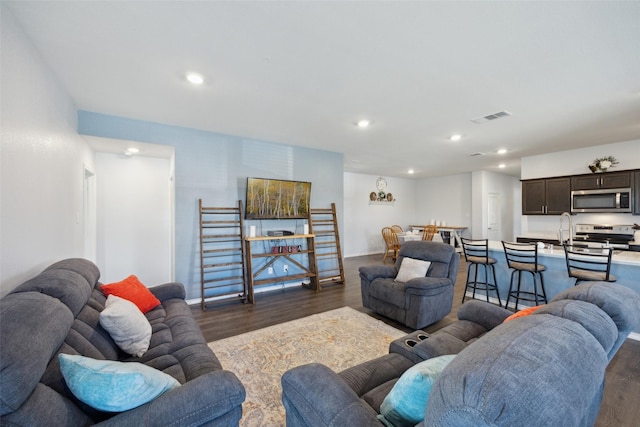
[502,241,547,311]
[381,227,400,262]
[391,225,404,233]
[460,238,501,306]
[563,245,616,286]
[422,225,438,241]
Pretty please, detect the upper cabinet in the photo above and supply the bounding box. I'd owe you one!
[571,171,631,190]
[522,177,571,215]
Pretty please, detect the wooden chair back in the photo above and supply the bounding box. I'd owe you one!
[422,225,438,241]
[381,227,400,262]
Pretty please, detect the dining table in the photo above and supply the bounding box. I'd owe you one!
[408,225,467,252]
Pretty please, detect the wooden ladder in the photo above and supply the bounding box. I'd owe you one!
[308,202,345,288]
[199,199,247,310]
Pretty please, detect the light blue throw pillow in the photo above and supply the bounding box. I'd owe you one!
[58,353,180,412]
[378,354,456,427]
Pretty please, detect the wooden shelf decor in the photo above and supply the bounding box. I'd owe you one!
[198,199,248,310]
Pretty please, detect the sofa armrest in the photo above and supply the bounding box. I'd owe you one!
[96,370,246,427]
[457,300,511,330]
[413,334,468,360]
[359,265,397,282]
[148,282,186,302]
[282,363,381,427]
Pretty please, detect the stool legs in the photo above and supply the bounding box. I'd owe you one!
[462,262,502,307]
[505,270,547,311]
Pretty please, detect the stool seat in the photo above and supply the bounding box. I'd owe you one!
[461,239,501,306]
[502,241,547,311]
[509,262,546,272]
[466,256,497,265]
[569,270,616,282]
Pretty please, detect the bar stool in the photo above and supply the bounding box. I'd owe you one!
[460,238,502,306]
[502,241,547,311]
[563,245,616,286]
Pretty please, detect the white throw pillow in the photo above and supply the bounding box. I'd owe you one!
[100,294,152,357]
[395,258,431,282]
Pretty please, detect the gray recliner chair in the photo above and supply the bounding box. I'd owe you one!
[360,241,460,329]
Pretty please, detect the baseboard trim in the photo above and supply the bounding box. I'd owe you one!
[465,292,640,342]
[187,280,305,307]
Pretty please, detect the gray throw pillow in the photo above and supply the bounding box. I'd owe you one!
[99,294,152,357]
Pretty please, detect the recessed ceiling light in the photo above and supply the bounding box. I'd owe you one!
[186,72,204,85]
[126,147,139,154]
[450,134,462,142]
[498,163,506,168]
[497,148,507,155]
[408,169,414,174]
[356,119,371,128]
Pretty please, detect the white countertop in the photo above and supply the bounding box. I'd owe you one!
[488,240,640,266]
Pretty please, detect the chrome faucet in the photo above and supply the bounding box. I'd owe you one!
[559,212,573,246]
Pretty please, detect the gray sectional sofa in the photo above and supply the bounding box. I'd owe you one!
[0,258,246,426]
[282,281,640,427]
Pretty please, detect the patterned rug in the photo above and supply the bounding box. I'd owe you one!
[208,307,405,427]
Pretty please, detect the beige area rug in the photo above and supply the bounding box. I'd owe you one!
[208,307,405,427]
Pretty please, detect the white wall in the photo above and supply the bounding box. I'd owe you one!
[344,172,417,256]
[471,171,520,240]
[521,139,640,236]
[521,139,640,180]
[415,173,473,232]
[1,6,94,296]
[95,153,173,285]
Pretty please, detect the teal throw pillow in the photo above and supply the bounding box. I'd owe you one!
[378,354,456,427]
[58,353,180,412]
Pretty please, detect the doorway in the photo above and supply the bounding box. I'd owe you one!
[487,192,501,241]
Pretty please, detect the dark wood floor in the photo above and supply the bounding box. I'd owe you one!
[191,253,640,427]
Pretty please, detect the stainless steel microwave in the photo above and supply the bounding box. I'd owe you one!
[571,188,632,213]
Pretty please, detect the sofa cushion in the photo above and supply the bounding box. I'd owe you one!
[100,295,152,357]
[395,258,431,283]
[59,354,180,412]
[101,275,161,313]
[379,355,455,427]
[370,279,406,308]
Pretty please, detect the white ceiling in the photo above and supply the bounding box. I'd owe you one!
[6,1,640,178]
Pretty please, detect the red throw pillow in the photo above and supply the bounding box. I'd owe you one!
[503,305,544,323]
[100,275,160,314]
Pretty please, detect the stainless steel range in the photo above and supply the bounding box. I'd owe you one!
[573,224,635,249]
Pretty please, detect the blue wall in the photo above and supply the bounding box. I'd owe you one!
[78,111,344,300]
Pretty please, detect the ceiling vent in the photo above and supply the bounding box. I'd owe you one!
[471,110,512,124]
[468,152,486,157]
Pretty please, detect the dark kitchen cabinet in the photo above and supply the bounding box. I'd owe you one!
[634,171,640,215]
[571,171,631,190]
[522,177,571,215]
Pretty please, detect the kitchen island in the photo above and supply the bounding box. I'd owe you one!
[480,241,640,335]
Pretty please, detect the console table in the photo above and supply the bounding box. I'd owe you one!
[244,234,318,303]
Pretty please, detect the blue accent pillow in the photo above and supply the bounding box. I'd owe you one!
[58,354,180,412]
[378,354,455,427]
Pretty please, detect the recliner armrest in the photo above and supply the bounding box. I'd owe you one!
[457,300,512,330]
[148,282,186,302]
[282,363,381,427]
[404,277,453,295]
[359,265,397,282]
